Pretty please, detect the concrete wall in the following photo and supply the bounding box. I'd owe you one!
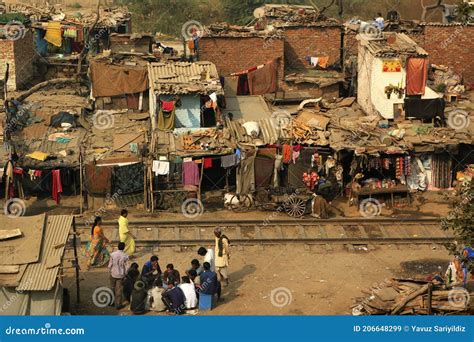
[0,30,34,91]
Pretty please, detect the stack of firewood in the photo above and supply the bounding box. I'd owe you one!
[352,278,472,315]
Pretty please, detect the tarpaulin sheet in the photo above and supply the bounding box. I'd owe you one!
[113,163,144,194]
[85,164,112,195]
[90,61,149,97]
[247,60,278,95]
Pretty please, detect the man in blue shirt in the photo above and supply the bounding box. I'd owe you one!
[141,255,162,288]
[199,262,219,296]
[161,276,186,315]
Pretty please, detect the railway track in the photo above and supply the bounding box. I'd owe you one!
[76,217,454,247]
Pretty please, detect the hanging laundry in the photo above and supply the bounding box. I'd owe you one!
[282,144,292,164]
[310,57,319,67]
[161,100,175,112]
[203,158,213,169]
[317,56,329,69]
[182,161,200,186]
[152,160,170,176]
[303,171,319,191]
[51,170,62,204]
[157,107,175,130]
[406,58,428,95]
[221,154,239,168]
[45,21,62,47]
[63,27,77,39]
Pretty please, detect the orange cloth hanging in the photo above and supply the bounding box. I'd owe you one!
[282,144,292,164]
[406,58,428,95]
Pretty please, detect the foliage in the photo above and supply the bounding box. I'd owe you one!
[455,0,474,24]
[441,179,474,268]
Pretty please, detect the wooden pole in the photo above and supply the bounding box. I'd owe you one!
[79,150,83,215]
[198,158,204,202]
[427,282,433,315]
[72,218,81,304]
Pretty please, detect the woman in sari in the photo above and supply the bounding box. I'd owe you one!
[83,216,110,267]
[118,209,136,256]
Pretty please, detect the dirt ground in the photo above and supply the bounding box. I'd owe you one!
[63,243,461,316]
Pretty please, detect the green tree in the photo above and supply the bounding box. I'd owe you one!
[441,179,474,270]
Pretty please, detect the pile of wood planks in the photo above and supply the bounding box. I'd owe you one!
[352,278,472,315]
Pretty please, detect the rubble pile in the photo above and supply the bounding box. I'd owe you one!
[352,278,472,315]
[430,64,465,94]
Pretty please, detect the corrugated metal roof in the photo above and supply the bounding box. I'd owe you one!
[359,32,428,57]
[148,61,223,95]
[17,215,73,292]
[226,117,291,145]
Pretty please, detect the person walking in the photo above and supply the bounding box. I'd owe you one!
[118,209,136,256]
[83,216,110,268]
[108,242,129,309]
[214,228,230,286]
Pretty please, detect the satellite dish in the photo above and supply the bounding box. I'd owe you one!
[253,7,265,19]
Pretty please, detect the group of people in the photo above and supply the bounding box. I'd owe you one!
[83,211,231,315]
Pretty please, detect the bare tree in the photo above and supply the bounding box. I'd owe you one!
[421,0,445,21]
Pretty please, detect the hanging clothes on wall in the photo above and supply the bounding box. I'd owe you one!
[406,58,428,95]
[157,101,175,130]
[51,170,62,204]
[152,160,170,176]
[203,158,213,169]
[247,59,278,95]
[202,106,217,127]
[220,154,239,168]
[236,74,250,95]
[182,160,200,186]
[282,144,292,164]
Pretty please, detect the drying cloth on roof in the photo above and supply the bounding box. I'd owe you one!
[50,112,76,128]
[317,56,329,69]
[247,59,278,95]
[26,151,49,161]
[157,108,175,130]
[90,61,149,97]
[85,164,112,195]
[406,58,428,96]
[45,21,62,47]
[182,161,200,186]
[113,163,144,194]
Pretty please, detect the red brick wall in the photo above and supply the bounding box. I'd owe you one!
[199,36,284,80]
[0,39,15,91]
[283,26,342,71]
[409,25,474,87]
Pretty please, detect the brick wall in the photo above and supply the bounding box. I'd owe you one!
[283,26,342,71]
[0,30,34,91]
[199,36,284,80]
[409,25,474,87]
